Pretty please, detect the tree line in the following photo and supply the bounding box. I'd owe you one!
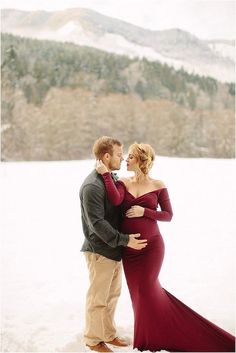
[2,33,233,108]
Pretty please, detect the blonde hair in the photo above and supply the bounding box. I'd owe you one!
[129,142,155,175]
[93,136,122,160]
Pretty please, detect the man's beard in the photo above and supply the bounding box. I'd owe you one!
[108,160,120,171]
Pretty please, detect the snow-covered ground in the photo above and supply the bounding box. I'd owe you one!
[0,157,235,352]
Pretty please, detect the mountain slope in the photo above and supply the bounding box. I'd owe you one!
[1,8,235,82]
[1,34,234,160]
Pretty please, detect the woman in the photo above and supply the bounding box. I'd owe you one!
[96,142,235,352]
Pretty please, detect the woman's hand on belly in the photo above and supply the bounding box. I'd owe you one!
[126,205,145,218]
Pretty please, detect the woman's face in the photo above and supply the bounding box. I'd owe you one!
[126,150,139,171]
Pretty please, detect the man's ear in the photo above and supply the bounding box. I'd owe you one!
[104,153,110,161]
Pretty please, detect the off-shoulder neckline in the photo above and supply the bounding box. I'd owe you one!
[117,180,167,200]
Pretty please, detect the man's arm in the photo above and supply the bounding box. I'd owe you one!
[82,183,129,248]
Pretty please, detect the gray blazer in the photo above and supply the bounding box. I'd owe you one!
[80,169,129,261]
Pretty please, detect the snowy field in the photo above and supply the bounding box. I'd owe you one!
[0,157,235,352]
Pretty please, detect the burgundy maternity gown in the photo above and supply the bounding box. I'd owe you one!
[102,173,235,352]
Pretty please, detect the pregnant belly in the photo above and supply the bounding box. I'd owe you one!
[121,217,160,239]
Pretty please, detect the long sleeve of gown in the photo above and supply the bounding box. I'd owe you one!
[101,172,126,205]
[144,188,173,221]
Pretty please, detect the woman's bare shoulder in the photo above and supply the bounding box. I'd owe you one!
[152,179,166,189]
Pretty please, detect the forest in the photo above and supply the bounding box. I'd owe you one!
[1,33,235,160]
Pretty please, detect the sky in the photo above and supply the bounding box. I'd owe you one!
[1,0,235,40]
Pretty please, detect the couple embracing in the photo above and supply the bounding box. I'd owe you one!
[79,136,235,353]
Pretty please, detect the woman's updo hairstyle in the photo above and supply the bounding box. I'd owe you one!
[129,142,155,175]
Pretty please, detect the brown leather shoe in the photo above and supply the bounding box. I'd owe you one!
[106,337,129,347]
[86,342,113,352]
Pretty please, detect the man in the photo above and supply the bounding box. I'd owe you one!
[80,136,147,353]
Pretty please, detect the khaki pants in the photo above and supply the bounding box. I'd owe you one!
[84,252,122,346]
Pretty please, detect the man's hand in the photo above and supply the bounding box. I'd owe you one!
[127,233,147,250]
[126,205,144,218]
[96,160,108,174]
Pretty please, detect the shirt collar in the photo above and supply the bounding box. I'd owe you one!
[111,172,119,182]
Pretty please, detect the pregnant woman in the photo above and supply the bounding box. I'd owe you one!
[96,142,235,352]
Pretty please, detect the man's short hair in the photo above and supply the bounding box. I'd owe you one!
[93,136,122,160]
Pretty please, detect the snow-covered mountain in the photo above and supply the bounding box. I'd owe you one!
[1,8,235,82]
[206,40,235,61]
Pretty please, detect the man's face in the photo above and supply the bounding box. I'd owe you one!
[108,145,124,171]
